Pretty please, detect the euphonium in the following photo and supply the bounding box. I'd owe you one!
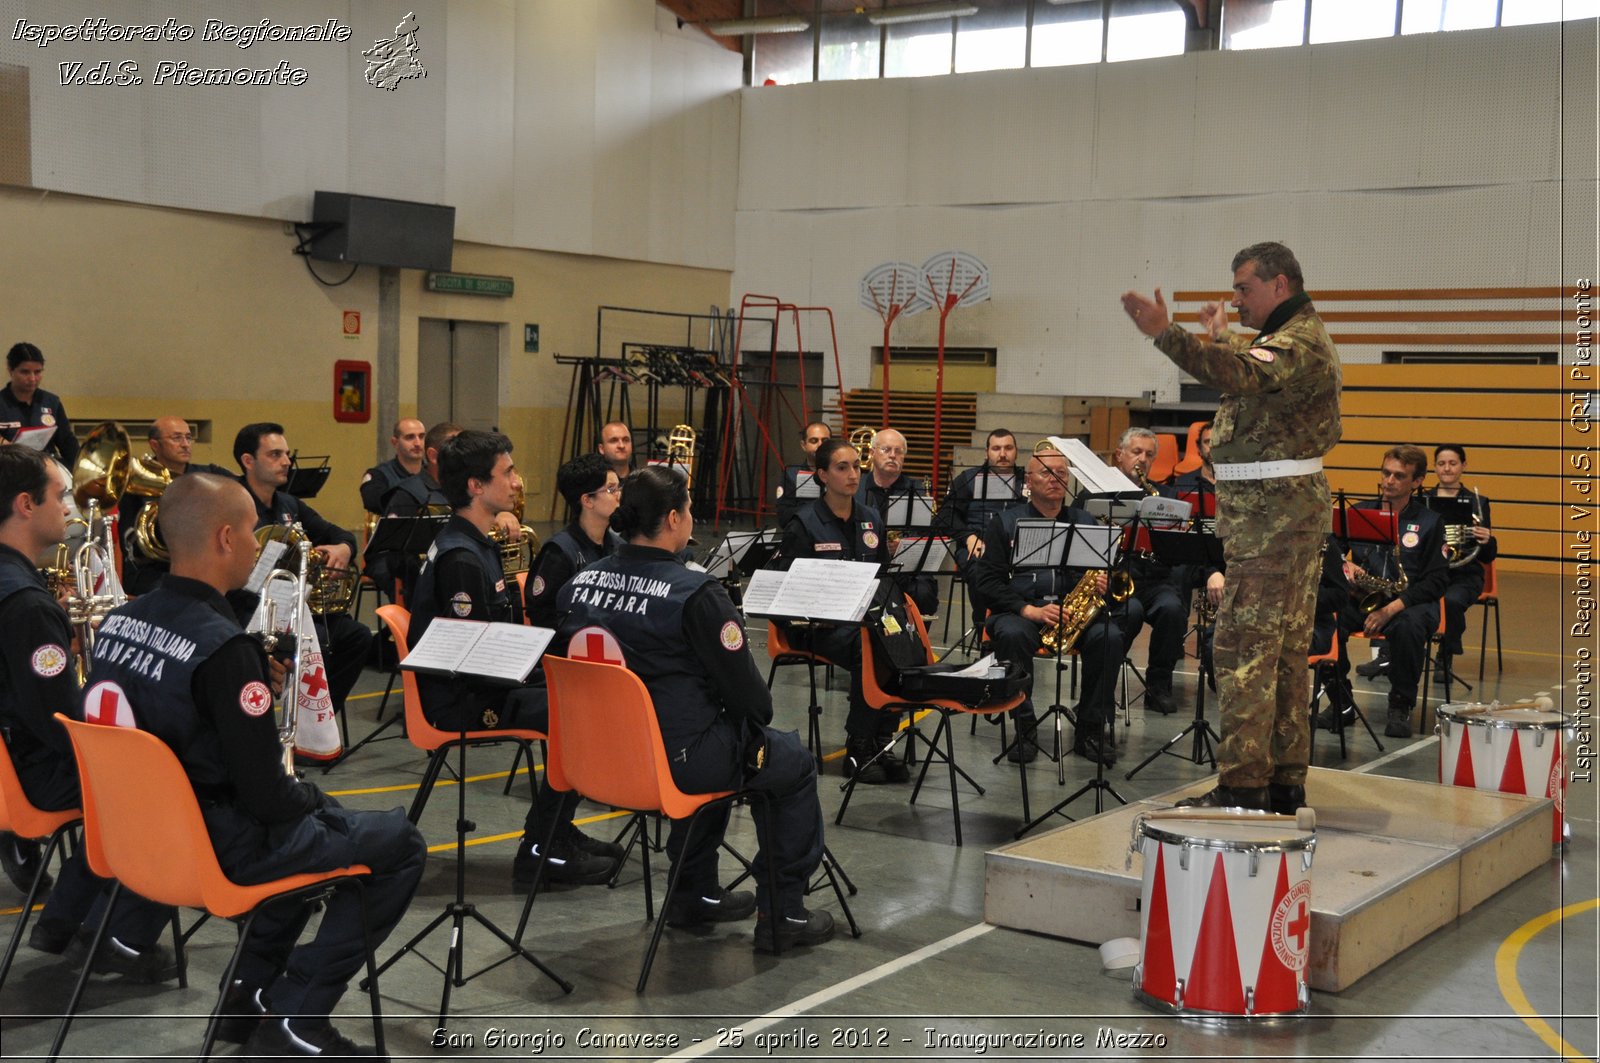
[125,453,175,562]
[1040,567,1134,654]
[254,523,358,616]
[850,426,875,470]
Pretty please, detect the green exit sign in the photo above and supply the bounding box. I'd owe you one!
[425,272,514,296]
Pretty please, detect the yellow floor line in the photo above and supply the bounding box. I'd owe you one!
[1495,896,1600,1062]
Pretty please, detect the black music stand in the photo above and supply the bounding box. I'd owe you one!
[365,640,571,1026]
[285,453,331,499]
[1125,524,1226,779]
[1422,494,1478,697]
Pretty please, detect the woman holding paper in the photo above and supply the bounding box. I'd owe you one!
[777,439,901,785]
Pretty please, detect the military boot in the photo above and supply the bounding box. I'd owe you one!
[1269,782,1306,816]
[1385,696,1414,739]
[1176,783,1270,811]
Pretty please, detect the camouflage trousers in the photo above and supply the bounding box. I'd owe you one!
[1213,529,1323,788]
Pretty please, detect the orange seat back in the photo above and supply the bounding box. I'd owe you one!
[56,715,214,911]
[1171,420,1207,477]
[374,604,453,752]
[0,734,80,839]
[767,620,795,660]
[543,656,732,821]
[1479,560,1498,600]
[1148,433,1179,483]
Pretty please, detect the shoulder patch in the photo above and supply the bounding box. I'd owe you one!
[450,591,474,617]
[239,681,273,717]
[40,411,56,427]
[719,620,745,652]
[862,530,880,550]
[1401,530,1419,549]
[530,574,546,598]
[1249,347,1277,362]
[31,643,68,678]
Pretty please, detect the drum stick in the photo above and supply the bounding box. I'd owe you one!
[1155,808,1317,831]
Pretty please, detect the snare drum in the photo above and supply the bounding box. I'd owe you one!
[1133,813,1315,1019]
[1437,701,1574,845]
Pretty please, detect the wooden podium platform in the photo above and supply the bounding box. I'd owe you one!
[984,766,1554,991]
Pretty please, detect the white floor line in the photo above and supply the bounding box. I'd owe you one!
[664,922,997,1059]
[1352,733,1439,773]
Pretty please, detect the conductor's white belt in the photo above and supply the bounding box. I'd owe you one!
[1212,457,1323,481]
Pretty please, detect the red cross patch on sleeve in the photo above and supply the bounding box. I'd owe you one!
[239,681,273,717]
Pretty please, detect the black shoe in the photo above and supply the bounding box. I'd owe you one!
[0,832,52,895]
[27,915,76,955]
[1006,731,1039,764]
[513,840,617,891]
[844,739,892,785]
[1315,704,1354,731]
[754,908,835,953]
[665,887,757,928]
[567,827,625,863]
[63,927,179,984]
[1355,654,1390,678]
[1176,784,1271,811]
[880,753,911,782]
[244,1016,384,1058]
[1146,685,1178,716]
[1385,704,1414,739]
[214,981,270,1045]
[1268,782,1306,817]
[1073,732,1116,766]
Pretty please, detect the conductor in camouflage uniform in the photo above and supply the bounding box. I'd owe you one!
[1121,242,1341,814]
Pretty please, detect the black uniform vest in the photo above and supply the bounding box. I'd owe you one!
[542,525,623,573]
[796,499,883,563]
[85,589,243,798]
[411,518,518,728]
[0,549,67,775]
[392,474,448,513]
[557,553,721,744]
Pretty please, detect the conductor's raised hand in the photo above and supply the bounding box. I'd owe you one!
[1198,301,1231,339]
[1120,288,1170,338]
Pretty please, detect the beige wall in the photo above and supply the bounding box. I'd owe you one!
[1,186,731,531]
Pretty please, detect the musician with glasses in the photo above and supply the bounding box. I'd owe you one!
[0,446,175,979]
[232,422,372,736]
[778,438,901,784]
[120,417,231,595]
[856,428,939,619]
[1337,445,1449,739]
[775,421,832,529]
[409,432,621,890]
[971,448,1137,767]
[88,471,425,1057]
[524,453,624,628]
[1423,444,1497,665]
[1,343,77,466]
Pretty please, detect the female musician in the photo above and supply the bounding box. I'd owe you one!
[556,466,831,950]
[1424,443,1497,659]
[777,438,902,784]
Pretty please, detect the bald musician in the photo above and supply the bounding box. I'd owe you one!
[120,416,231,596]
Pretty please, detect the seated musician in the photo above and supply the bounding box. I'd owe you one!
[934,427,1024,622]
[524,453,624,628]
[0,446,175,980]
[597,420,635,481]
[557,466,831,950]
[1336,445,1449,738]
[120,416,232,596]
[856,428,939,619]
[1173,421,1221,681]
[1424,444,1498,665]
[778,437,903,785]
[231,422,373,734]
[371,421,458,602]
[972,448,1138,766]
[407,431,620,889]
[90,472,425,1056]
[775,420,831,529]
[1088,427,1186,716]
[358,418,425,517]
[1311,533,1356,729]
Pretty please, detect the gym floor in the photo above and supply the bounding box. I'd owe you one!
[2,569,1594,1061]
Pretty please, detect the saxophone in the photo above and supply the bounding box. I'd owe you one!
[1040,567,1134,654]
[1348,494,1409,613]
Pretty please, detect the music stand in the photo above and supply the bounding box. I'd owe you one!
[1125,524,1225,779]
[366,627,572,1025]
[1423,494,1478,695]
[285,453,331,499]
[1327,494,1405,747]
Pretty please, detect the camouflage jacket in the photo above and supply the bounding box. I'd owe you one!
[1152,296,1342,558]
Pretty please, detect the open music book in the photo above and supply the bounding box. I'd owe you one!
[400,618,556,684]
[741,559,880,623]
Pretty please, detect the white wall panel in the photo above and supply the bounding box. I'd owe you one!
[444,0,515,242]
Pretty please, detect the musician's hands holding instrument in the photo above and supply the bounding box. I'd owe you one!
[1362,598,1403,636]
[1120,288,1171,338]
[966,533,985,559]
[1205,571,1225,605]
[267,656,287,698]
[314,542,353,572]
[492,510,523,541]
[1023,602,1063,627]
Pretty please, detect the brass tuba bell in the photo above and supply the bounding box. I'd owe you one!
[71,421,132,509]
[125,453,175,562]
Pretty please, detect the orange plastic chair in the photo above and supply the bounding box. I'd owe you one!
[842,598,1026,847]
[766,621,832,761]
[51,714,380,1061]
[0,739,82,991]
[1147,433,1180,484]
[1307,616,1382,762]
[1477,560,1502,680]
[374,605,544,819]
[521,656,780,993]
[1171,421,1207,478]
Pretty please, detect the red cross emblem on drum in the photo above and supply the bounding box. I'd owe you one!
[84,681,137,729]
[567,625,627,668]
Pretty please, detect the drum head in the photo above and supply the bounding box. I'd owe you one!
[1140,814,1314,853]
[1438,702,1570,730]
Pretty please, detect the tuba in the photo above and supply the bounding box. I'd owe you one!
[125,453,175,562]
[255,523,358,616]
[850,426,876,470]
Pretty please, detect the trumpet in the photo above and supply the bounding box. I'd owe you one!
[252,537,312,776]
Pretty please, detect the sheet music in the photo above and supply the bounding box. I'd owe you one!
[972,473,1018,500]
[1065,524,1119,569]
[891,535,949,573]
[1048,436,1139,495]
[766,559,879,622]
[947,653,1007,679]
[9,425,53,451]
[244,540,288,594]
[401,618,483,672]
[261,578,299,633]
[740,568,785,616]
[459,624,554,683]
[795,471,821,498]
[884,494,935,528]
[1083,497,1143,525]
[1014,519,1068,568]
